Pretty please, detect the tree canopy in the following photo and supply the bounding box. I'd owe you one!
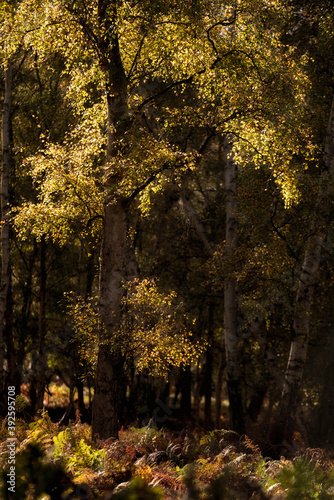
[1,0,334,456]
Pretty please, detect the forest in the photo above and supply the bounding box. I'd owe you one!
[1,0,334,498]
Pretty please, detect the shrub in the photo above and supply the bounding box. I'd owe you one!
[277,457,334,499]
[53,427,105,472]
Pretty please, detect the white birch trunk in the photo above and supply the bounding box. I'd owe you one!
[276,96,334,443]
[224,135,244,435]
[0,61,13,394]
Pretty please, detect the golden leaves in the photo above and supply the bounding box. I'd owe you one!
[66,294,99,376]
[107,130,196,213]
[119,279,204,377]
[65,280,204,379]
[13,104,105,244]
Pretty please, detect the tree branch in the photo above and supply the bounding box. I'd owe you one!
[124,162,172,206]
[127,29,149,81]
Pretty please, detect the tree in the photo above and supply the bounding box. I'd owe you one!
[7,0,334,445]
[223,135,245,435]
[274,95,334,444]
[11,0,211,438]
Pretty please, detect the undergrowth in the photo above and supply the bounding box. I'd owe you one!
[1,411,334,499]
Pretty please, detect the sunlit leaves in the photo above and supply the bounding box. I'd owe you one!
[107,130,196,212]
[184,0,319,206]
[66,294,99,377]
[65,60,104,116]
[13,103,105,244]
[118,279,205,377]
[118,1,213,85]
[66,280,205,378]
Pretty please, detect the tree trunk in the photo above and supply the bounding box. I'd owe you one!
[92,202,127,439]
[91,0,130,440]
[251,320,284,391]
[274,233,323,443]
[194,361,201,427]
[28,238,47,413]
[275,95,334,444]
[215,346,225,428]
[0,60,13,401]
[5,281,19,392]
[247,384,267,423]
[224,135,245,436]
[180,188,215,257]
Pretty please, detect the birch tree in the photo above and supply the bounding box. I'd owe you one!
[275,96,334,444]
[223,135,244,435]
[12,0,215,438]
[60,0,209,440]
[9,0,327,440]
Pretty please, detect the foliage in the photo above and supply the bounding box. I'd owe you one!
[197,430,239,457]
[135,426,169,453]
[53,427,106,472]
[119,279,205,377]
[2,418,334,499]
[0,442,76,500]
[15,394,28,412]
[22,408,58,451]
[13,104,105,245]
[66,293,99,377]
[2,0,334,485]
[66,279,205,378]
[109,131,197,214]
[275,457,334,499]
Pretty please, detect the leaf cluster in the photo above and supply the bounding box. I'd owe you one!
[119,279,205,377]
[13,103,105,244]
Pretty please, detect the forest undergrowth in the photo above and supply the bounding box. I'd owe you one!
[1,406,334,500]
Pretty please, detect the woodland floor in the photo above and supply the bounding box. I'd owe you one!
[1,386,334,499]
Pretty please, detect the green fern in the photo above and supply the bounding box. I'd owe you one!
[22,409,57,451]
[53,428,105,472]
[277,457,334,499]
[53,428,70,466]
[69,439,105,471]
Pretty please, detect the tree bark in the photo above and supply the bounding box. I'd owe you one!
[180,188,215,257]
[92,202,127,439]
[29,238,48,413]
[215,345,225,428]
[0,60,13,400]
[251,320,284,392]
[224,135,245,436]
[90,0,131,440]
[275,95,334,444]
